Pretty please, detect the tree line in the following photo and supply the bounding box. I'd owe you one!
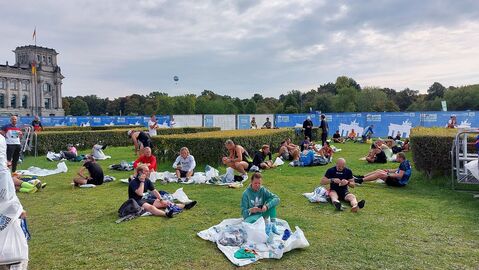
[62,76,479,116]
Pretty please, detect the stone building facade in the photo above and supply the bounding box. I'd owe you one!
[0,45,64,116]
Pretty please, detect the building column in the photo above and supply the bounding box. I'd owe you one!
[57,82,63,109]
[6,79,11,108]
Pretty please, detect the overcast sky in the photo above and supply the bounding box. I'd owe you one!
[1,0,479,98]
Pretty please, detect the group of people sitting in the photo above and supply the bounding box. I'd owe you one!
[364,138,410,164]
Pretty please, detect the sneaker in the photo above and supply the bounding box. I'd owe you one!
[177,177,181,182]
[358,200,366,209]
[32,180,42,190]
[333,201,343,211]
[184,201,197,210]
[166,210,175,218]
[185,177,190,182]
[41,183,47,189]
[354,177,364,185]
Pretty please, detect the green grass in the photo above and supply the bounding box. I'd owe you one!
[18,143,479,269]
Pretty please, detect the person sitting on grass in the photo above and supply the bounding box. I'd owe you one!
[278,139,300,161]
[241,172,280,234]
[315,141,334,162]
[402,139,410,152]
[72,155,104,186]
[128,165,197,218]
[61,144,78,160]
[252,145,275,170]
[172,147,196,182]
[134,147,157,172]
[365,141,387,164]
[347,129,357,141]
[320,158,365,212]
[222,139,251,181]
[300,136,312,152]
[354,152,411,187]
[128,129,152,156]
[332,130,345,143]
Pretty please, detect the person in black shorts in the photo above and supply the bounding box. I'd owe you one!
[128,130,153,155]
[252,145,275,170]
[72,155,104,186]
[320,158,365,212]
[128,165,196,217]
[354,152,412,187]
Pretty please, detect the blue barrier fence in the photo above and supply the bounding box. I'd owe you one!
[2,111,477,138]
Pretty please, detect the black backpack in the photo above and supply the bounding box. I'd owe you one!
[117,199,144,218]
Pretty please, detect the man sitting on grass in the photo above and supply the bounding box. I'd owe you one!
[252,145,275,170]
[354,152,411,187]
[128,165,197,217]
[72,155,104,186]
[332,130,345,143]
[320,158,365,212]
[241,172,280,234]
[278,139,300,161]
[222,139,252,181]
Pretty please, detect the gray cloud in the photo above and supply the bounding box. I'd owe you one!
[1,0,479,98]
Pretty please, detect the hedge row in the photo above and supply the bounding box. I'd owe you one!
[42,125,143,131]
[33,127,221,155]
[152,128,295,165]
[409,127,475,177]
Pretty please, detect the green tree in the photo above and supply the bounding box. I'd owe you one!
[335,76,361,91]
[333,87,357,112]
[69,97,89,116]
[244,100,257,114]
[62,98,71,115]
[315,93,334,112]
[173,94,196,114]
[427,82,446,100]
[82,95,107,115]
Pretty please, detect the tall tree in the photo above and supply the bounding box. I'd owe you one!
[427,82,446,100]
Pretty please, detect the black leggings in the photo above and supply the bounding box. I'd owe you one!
[7,144,21,172]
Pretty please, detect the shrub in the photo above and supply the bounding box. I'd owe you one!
[152,128,295,165]
[33,127,221,155]
[42,125,143,132]
[409,127,476,178]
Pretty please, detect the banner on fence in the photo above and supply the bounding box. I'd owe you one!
[173,115,203,128]
[237,114,274,129]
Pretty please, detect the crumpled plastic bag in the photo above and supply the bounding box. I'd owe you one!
[303,186,329,203]
[205,165,219,180]
[273,157,284,166]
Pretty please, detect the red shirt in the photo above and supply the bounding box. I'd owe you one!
[133,155,157,171]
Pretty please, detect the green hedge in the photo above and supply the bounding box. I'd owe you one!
[42,125,143,132]
[33,127,221,155]
[409,127,476,178]
[152,128,295,165]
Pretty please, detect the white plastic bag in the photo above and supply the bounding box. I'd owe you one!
[273,157,284,166]
[0,169,28,265]
[205,165,219,180]
[171,188,192,203]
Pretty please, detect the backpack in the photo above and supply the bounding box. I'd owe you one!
[117,198,144,218]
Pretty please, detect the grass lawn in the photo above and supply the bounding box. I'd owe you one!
[17,142,479,269]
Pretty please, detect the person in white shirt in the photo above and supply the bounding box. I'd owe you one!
[148,115,158,136]
[172,147,196,182]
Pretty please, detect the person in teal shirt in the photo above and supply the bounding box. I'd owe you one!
[241,172,280,233]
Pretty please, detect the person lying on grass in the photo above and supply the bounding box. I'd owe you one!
[320,158,365,212]
[128,165,197,218]
[354,152,411,187]
[278,139,300,162]
[172,147,196,182]
[127,129,152,156]
[72,155,104,186]
[222,139,252,181]
[133,147,157,172]
[241,172,280,234]
[252,145,275,170]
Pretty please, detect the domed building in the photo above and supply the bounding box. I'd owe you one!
[0,45,65,116]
